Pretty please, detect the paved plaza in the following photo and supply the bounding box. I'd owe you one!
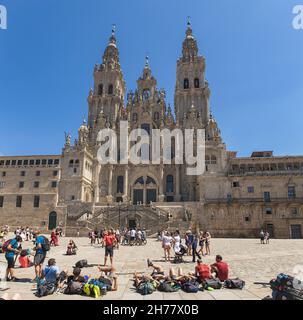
[1,236,303,300]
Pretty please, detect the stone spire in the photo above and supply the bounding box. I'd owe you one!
[182,18,198,62]
[102,24,120,70]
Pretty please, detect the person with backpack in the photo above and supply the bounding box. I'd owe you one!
[33,230,49,280]
[4,235,22,281]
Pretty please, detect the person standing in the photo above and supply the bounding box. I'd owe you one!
[260,229,265,244]
[204,231,211,255]
[5,235,22,281]
[103,230,117,266]
[265,231,270,244]
[33,231,47,281]
[198,231,205,256]
[162,231,173,262]
[192,234,201,262]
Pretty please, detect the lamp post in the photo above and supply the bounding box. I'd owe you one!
[118,201,121,229]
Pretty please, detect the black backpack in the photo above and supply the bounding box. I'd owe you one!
[158,281,180,292]
[75,259,88,268]
[224,278,245,289]
[204,278,223,290]
[41,236,50,252]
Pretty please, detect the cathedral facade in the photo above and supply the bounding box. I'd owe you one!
[1,23,303,238]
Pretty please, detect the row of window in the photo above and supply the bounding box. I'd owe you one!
[97,83,113,96]
[232,183,297,200]
[0,195,41,208]
[0,181,57,189]
[0,159,60,167]
[183,78,200,89]
[1,170,58,178]
[231,162,303,173]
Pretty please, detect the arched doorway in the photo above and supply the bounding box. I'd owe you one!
[48,211,57,230]
[132,176,157,204]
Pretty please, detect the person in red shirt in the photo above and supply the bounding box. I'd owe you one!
[211,255,229,281]
[103,229,117,266]
[195,259,211,282]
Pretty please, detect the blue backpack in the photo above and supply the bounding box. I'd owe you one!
[182,280,200,293]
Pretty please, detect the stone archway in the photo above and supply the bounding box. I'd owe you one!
[48,211,57,230]
[131,175,158,204]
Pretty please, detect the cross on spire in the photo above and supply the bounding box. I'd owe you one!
[187,16,191,27]
[112,24,116,36]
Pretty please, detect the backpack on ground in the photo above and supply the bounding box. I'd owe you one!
[41,236,50,252]
[158,281,180,293]
[137,281,156,295]
[182,280,200,293]
[204,278,223,290]
[36,281,56,297]
[75,259,88,268]
[64,281,83,295]
[224,278,245,289]
[1,239,13,253]
[83,283,101,298]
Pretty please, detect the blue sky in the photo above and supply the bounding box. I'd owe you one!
[0,0,302,157]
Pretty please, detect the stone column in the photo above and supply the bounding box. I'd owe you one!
[94,163,101,203]
[158,165,165,202]
[175,165,181,201]
[122,166,129,202]
[107,165,113,204]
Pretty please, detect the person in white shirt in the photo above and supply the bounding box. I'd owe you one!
[172,230,181,254]
[130,229,136,243]
[162,231,173,262]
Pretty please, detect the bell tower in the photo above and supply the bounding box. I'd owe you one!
[174,20,210,127]
[87,25,125,132]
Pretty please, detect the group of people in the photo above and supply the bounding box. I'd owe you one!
[159,229,211,263]
[133,255,229,294]
[260,230,270,244]
[121,227,147,245]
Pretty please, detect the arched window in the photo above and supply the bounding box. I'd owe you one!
[98,84,103,96]
[183,78,189,89]
[108,84,113,95]
[166,175,174,193]
[135,177,144,185]
[146,176,156,185]
[205,155,210,165]
[154,112,159,121]
[194,78,200,88]
[117,176,124,193]
[132,113,138,122]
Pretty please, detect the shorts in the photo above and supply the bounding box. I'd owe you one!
[105,246,114,257]
[6,256,15,269]
[34,253,46,266]
[130,236,135,241]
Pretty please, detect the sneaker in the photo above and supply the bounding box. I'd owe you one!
[147,259,153,267]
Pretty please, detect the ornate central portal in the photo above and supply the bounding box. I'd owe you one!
[132,176,157,204]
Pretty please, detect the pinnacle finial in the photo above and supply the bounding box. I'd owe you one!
[187,16,191,27]
[145,55,149,67]
[112,24,116,36]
